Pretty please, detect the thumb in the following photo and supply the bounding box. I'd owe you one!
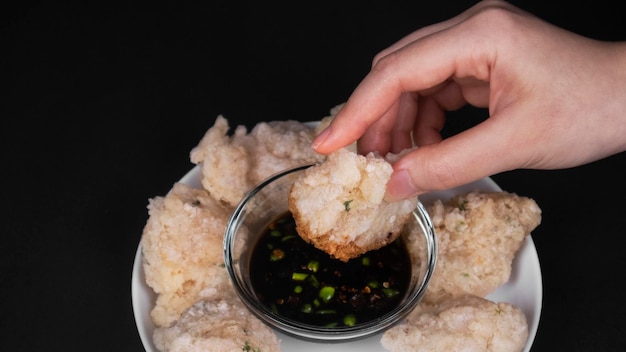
[384,118,524,201]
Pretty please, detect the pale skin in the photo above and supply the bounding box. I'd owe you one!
[312,0,626,201]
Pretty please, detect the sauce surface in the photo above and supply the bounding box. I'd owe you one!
[249,212,412,328]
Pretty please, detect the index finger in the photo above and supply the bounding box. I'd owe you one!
[312,6,501,155]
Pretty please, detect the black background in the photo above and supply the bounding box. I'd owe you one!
[2,1,625,351]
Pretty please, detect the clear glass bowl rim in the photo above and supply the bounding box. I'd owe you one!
[223,164,437,342]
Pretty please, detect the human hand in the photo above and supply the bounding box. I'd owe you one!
[312,0,626,201]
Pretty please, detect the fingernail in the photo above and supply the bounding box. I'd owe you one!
[385,169,419,202]
[312,127,330,151]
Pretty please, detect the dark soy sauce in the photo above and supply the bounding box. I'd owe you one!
[249,211,412,328]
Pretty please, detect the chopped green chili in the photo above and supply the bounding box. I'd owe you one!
[382,288,400,298]
[301,303,313,313]
[292,272,309,281]
[367,280,379,289]
[343,314,357,326]
[307,260,320,272]
[250,212,411,328]
[319,286,335,303]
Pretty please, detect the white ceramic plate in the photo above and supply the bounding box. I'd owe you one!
[132,166,542,352]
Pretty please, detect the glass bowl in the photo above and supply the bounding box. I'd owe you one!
[224,164,437,343]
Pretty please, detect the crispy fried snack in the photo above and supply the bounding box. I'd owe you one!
[153,298,281,352]
[190,116,325,207]
[288,148,418,261]
[423,191,542,303]
[141,183,233,327]
[381,294,529,352]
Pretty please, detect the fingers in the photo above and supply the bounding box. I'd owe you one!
[357,92,418,155]
[412,81,468,146]
[384,112,528,201]
[313,1,525,156]
[411,96,445,147]
[313,12,499,155]
[311,67,404,154]
[390,93,420,153]
[384,130,498,201]
[356,99,399,156]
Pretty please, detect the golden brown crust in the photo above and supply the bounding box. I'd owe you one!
[292,208,404,262]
